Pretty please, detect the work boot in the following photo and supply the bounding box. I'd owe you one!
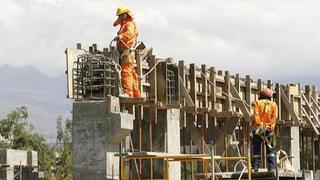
[119,92,132,98]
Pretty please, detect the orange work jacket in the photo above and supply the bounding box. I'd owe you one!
[114,18,138,49]
[253,99,278,130]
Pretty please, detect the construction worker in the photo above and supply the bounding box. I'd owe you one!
[113,5,140,97]
[252,88,278,173]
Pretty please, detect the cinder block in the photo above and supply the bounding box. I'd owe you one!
[0,149,28,166]
[27,151,38,167]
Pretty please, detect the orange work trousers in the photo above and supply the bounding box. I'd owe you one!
[121,64,140,97]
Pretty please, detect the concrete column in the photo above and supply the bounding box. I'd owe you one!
[290,126,300,171]
[72,99,133,180]
[167,109,181,180]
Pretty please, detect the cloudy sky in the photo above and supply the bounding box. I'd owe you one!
[1,0,320,81]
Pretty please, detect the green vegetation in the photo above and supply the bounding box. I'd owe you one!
[0,106,72,180]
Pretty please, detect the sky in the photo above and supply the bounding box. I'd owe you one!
[0,0,320,81]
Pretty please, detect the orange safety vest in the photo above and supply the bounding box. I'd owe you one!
[253,99,278,130]
[114,17,138,49]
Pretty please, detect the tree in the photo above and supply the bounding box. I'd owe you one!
[55,116,72,180]
[0,107,55,180]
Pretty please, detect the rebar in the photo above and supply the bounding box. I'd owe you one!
[73,54,118,99]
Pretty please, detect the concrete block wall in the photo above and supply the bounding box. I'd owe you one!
[72,99,134,180]
[0,149,39,180]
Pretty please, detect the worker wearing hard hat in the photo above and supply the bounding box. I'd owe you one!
[113,5,140,98]
[252,88,278,173]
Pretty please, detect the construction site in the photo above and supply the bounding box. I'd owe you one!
[65,39,320,180]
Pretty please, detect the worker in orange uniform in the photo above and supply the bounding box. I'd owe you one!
[113,5,140,98]
[252,88,278,173]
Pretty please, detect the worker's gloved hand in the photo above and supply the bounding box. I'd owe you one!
[265,125,273,133]
[113,36,120,41]
[254,126,264,135]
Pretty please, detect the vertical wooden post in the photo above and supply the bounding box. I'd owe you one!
[148,56,157,179]
[302,134,305,170]
[179,60,187,180]
[179,61,187,127]
[267,80,272,89]
[201,64,208,173]
[190,64,197,111]
[318,137,320,171]
[210,67,217,155]
[312,86,318,123]
[306,136,309,170]
[224,71,231,111]
[235,74,241,111]
[136,50,143,94]
[245,75,251,157]
[138,105,142,176]
[257,79,262,93]
[190,63,198,176]
[305,86,312,119]
[224,71,231,172]
[312,135,316,173]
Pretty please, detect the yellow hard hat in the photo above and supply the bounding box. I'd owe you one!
[116,5,129,16]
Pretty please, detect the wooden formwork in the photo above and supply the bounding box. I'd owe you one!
[66,43,320,179]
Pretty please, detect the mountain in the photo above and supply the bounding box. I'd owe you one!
[0,65,71,141]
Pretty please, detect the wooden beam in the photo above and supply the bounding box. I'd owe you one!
[202,65,208,128]
[275,83,282,121]
[302,107,320,135]
[229,81,251,122]
[179,77,195,107]
[301,92,320,126]
[310,96,320,112]
[179,60,187,127]
[224,71,232,111]
[280,86,300,124]
[210,67,217,110]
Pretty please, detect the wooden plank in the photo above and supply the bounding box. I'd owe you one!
[310,96,320,112]
[245,75,251,109]
[224,71,232,111]
[149,55,157,103]
[280,86,300,124]
[179,77,195,107]
[149,55,157,125]
[257,79,262,93]
[190,64,197,111]
[157,61,167,102]
[229,82,251,122]
[301,92,320,126]
[136,50,143,94]
[179,60,187,127]
[202,65,208,128]
[312,86,318,123]
[275,83,282,121]
[302,107,320,135]
[267,80,272,89]
[120,97,146,104]
[235,74,240,112]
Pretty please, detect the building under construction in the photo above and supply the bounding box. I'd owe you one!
[65,42,320,180]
